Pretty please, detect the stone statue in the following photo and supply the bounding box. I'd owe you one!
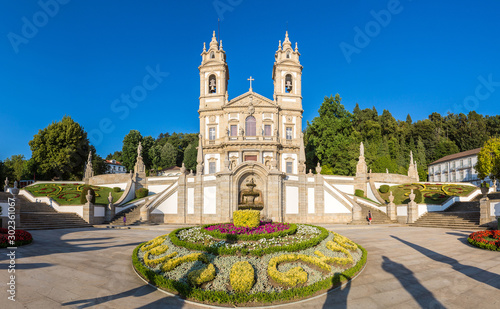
[4,177,8,192]
[137,141,143,157]
[108,192,113,204]
[14,181,18,189]
[389,191,395,204]
[87,151,92,163]
[410,150,414,164]
[308,169,313,176]
[315,162,322,174]
[409,189,415,202]
[240,127,244,136]
[360,142,364,157]
[189,169,194,176]
[386,168,389,174]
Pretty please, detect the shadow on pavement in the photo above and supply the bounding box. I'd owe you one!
[391,235,500,290]
[381,255,445,308]
[321,274,352,309]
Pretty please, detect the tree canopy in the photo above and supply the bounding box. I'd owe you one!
[476,137,500,182]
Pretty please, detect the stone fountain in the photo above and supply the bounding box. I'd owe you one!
[238,178,263,210]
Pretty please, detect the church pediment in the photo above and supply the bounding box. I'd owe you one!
[226,92,276,108]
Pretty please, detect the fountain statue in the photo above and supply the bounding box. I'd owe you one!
[238,178,263,210]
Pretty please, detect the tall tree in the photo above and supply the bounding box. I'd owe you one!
[121,130,143,171]
[306,94,356,175]
[476,137,500,183]
[148,144,163,172]
[29,116,91,180]
[161,143,178,168]
[141,135,155,170]
[3,155,26,181]
[183,143,198,172]
[106,151,123,162]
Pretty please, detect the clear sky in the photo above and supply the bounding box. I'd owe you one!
[1,0,500,160]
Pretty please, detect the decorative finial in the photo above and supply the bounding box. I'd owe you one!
[278,40,282,50]
[213,30,216,38]
[295,42,298,52]
[203,42,206,52]
[220,40,223,50]
[247,76,254,91]
[285,31,289,38]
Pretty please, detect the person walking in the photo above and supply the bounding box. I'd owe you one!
[123,214,127,226]
[368,210,372,225]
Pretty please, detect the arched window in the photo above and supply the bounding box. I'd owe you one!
[285,74,293,93]
[210,51,215,59]
[208,74,217,94]
[245,116,256,136]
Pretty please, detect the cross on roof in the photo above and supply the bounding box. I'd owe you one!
[247,76,254,91]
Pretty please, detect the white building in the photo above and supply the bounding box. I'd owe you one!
[105,160,127,174]
[428,148,496,188]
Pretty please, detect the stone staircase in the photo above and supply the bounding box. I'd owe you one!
[107,205,142,225]
[0,192,92,230]
[410,200,482,230]
[352,203,396,224]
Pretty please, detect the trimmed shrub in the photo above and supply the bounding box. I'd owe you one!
[414,189,423,203]
[233,210,260,228]
[161,252,210,272]
[379,185,389,193]
[113,187,121,193]
[355,189,364,197]
[188,263,216,286]
[80,187,95,204]
[230,261,255,293]
[135,188,149,199]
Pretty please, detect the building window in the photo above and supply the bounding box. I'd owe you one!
[209,127,216,140]
[286,51,291,59]
[468,158,472,167]
[286,127,293,140]
[460,160,463,168]
[285,74,293,93]
[245,116,256,136]
[264,125,271,136]
[208,74,216,94]
[286,162,293,174]
[230,125,237,136]
[209,162,216,174]
[210,51,215,59]
[459,170,464,181]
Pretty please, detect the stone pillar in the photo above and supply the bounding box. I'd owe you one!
[479,196,491,226]
[140,204,150,223]
[351,198,363,223]
[267,171,284,222]
[4,177,9,193]
[407,189,418,224]
[387,191,397,221]
[177,173,187,224]
[83,192,94,225]
[105,192,115,222]
[217,171,232,222]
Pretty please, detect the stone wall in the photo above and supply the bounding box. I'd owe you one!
[89,174,131,185]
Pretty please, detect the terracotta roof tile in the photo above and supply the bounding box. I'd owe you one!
[429,148,481,165]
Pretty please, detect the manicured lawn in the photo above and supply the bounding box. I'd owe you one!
[24,183,123,205]
[378,183,476,205]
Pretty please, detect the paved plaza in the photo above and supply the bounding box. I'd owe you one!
[1,224,499,308]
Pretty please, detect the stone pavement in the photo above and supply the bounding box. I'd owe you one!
[1,224,499,308]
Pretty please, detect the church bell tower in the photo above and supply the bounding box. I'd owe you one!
[199,31,229,111]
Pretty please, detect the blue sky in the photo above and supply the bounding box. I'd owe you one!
[1,0,500,160]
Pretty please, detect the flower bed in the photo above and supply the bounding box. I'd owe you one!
[202,222,297,241]
[132,224,367,306]
[381,183,476,205]
[0,228,33,248]
[468,230,500,251]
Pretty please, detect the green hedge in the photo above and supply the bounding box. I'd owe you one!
[201,223,298,241]
[379,185,389,194]
[132,240,367,306]
[169,225,329,257]
[80,187,95,204]
[414,189,422,203]
[467,237,500,251]
[355,189,364,197]
[136,188,149,198]
[113,187,121,193]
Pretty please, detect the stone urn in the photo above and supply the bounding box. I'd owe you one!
[481,186,489,197]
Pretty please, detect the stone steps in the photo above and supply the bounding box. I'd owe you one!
[411,210,481,230]
[4,194,93,230]
[107,205,142,225]
[353,203,396,225]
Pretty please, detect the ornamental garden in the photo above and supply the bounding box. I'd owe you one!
[133,209,367,306]
[378,183,476,204]
[24,183,123,205]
